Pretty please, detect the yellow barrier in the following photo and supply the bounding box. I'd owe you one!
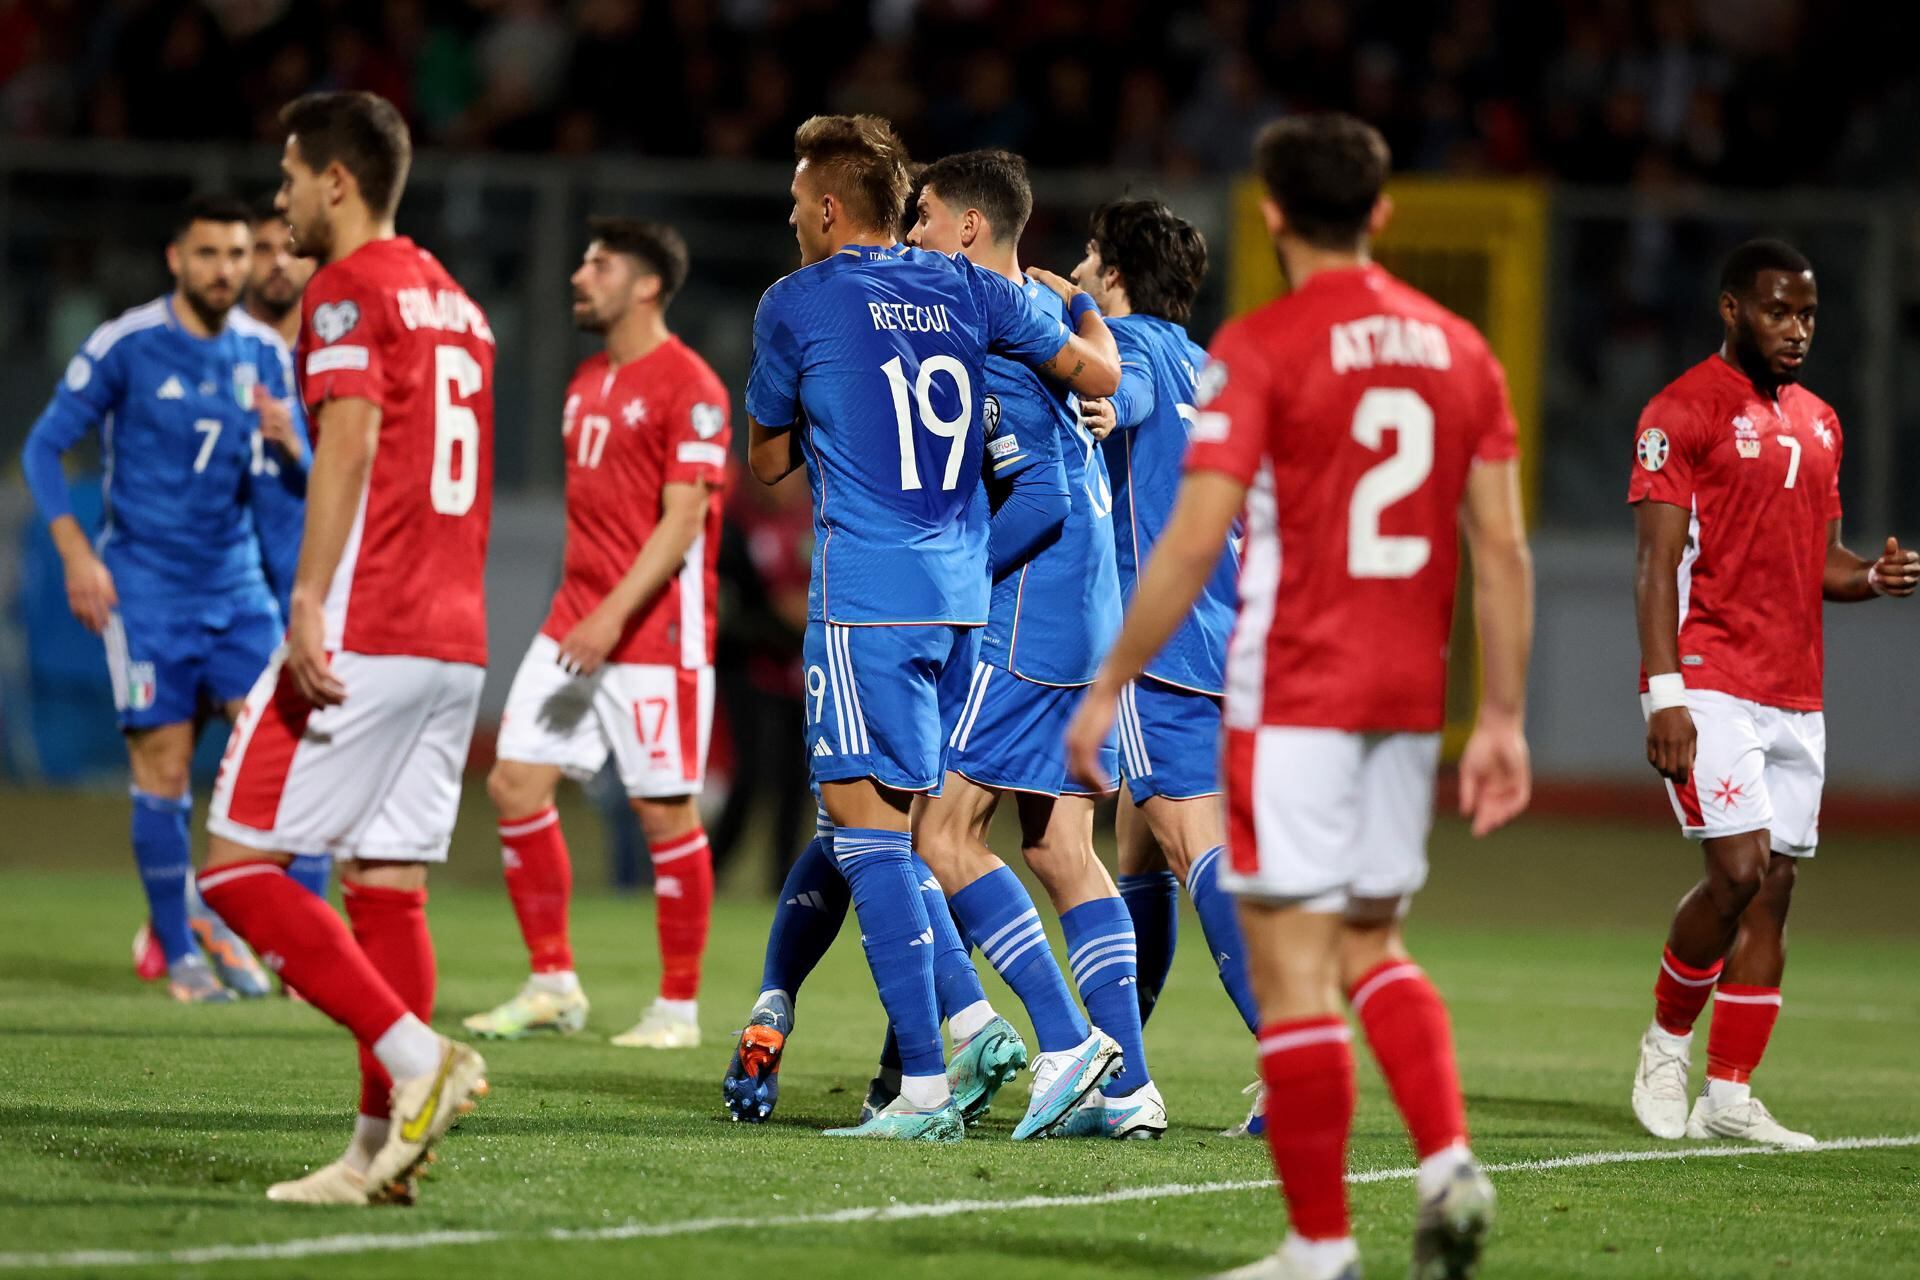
[1228,176,1550,753]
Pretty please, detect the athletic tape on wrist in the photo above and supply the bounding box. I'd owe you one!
[1068,292,1100,326]
[1646,672,1688,712]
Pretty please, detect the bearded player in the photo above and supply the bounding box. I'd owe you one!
[1627,240,1918,1148]
[464,218,729,1051]
[1069,114,1535,1279]
[198,91,495,1204]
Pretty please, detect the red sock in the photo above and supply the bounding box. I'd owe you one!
[1348,960,1467,1159]
[499,808,573,973]
[650,827,712,1001]
[1653,946,1724,1036]
[197,860,408,1047]
[1705,984,1782,1084]
[344,882,436,1119]
[1258,1016,1356,1242]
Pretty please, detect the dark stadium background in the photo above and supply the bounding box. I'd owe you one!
[2,0,1916,878]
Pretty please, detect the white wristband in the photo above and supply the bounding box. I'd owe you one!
[1868,565,1888,597]
[1646,672,1688,712]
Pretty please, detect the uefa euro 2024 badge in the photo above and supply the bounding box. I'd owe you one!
[1637,427,1669,472]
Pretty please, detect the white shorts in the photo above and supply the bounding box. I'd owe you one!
[1219,725,1442,914]
[496,633,714,800]
[1642,687,1824,856]
[209,649,484,862]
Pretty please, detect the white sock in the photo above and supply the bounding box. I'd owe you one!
[1415,1140,1474,1201]
[1281,1232,1359,1276]
[654,997,697,1021]
[530,970,579,996]
[371,1012,442,1082]
[898,1072,951,1110]
[1705,1077,1751,1108]
[1649,1022,1692,1052]
[343,1113,389,1175]
[948,1000,995,1043]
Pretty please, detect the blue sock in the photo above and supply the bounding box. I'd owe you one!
[833,829,943,1078]
[286,854,333,902]
[1187,845,1259,1033]
[759,835,851,1000]
[914,854,988,1022]
[130,789,195,964]
[951,865,1088,1053]
[1119,870,1180,1026]
[1061,895,1151,1096]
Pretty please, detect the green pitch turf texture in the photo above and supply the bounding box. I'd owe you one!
[1,783,1915,1278]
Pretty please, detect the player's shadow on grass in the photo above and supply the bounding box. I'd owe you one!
[1465,1092,1641,1136]
[0,1103,346,1137]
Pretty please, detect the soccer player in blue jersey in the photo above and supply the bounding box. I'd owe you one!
[240,199,333,910]
[1071,201,1266,1131]
[19,194,296,1002]
[895,152,1168,1141]
[732,116,1120,1141]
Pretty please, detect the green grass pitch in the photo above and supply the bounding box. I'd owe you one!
[1,783,1916,1278]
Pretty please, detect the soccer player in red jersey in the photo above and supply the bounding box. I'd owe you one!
[1068,115,1535,1280]
[464,218,730,1051]
[197,91,496,1205]
[1628,241,1918,1148]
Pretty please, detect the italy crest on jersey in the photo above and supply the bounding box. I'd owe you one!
[232,362,258,409]
[1636,427,1669,472]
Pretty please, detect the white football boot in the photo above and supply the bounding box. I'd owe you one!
[461,979,589,1040]
[611,998,701,1049]
[363,1038,489,1189]
[1213,1236,1362,1280]
[1686,1087,1815,1147]
[1631,1022,1692,1140]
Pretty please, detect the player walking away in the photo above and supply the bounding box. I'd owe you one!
[463,218,730,1050]
[727,115,1120,1142]
[242,198,333,913]
[1068,115,1535,1280]
[1071,200,1266,1131]
[1628,241,1918,1150]
[195,91,495,1205]
[19,194,293,1004]
[903,151,1160,1142]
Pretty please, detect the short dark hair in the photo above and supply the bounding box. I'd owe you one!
[1719,239,1813,297]
[901,162,928,239]
[1088,199,1208,324]
[1253,113,1391,251]
[172,193,252,242]
[917,149,1033,245]
[586,216,690,304]
[278,91,412,219]
[793,114,911,232]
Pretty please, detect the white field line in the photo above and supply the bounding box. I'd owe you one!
[3,1134,1915,1271]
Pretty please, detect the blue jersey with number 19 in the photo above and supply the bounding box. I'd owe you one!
[747,244,1067,626]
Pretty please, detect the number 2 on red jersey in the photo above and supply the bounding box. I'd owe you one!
[1348,387,1434,579]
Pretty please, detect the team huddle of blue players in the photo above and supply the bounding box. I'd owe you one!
[18,118,1255,1146]
[723,119,1259,1142]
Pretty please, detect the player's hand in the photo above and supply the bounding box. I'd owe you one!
[1025,266,1083,309]
[286,596,346,708]
[1458,714,1531,837]
[1064,680,1120,792]
[1078,397,1118,441]
[61,549,117,634]
[557,608,621,678]
[1870,535,1919,597]
[1645,706,1696,785]
[255,388,306,467]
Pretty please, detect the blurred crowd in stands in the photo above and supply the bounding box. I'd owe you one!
[1,0,1914,185]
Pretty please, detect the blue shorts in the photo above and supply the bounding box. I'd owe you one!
[946,663,1118,798]
[103,595,282,731]
[1117,676,1223,802]
[803,622,980,793]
